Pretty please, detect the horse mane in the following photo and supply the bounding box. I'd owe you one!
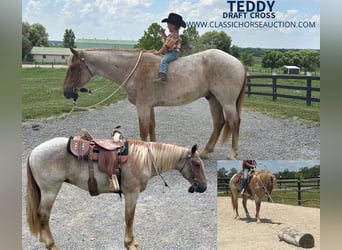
[128,140,188,173]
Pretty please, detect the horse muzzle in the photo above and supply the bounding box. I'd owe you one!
[188,181,207,193]
[63,86,79,101]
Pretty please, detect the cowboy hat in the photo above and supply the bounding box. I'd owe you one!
[162,13,186,28]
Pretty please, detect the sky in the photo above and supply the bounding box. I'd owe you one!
[217,160,320,174]
[22,0,320,49]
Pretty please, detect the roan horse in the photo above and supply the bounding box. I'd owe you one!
[62,48,246,159]
[229,170,277,223]
[26,138,207,250]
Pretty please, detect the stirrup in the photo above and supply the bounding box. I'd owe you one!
[110,175,120,192]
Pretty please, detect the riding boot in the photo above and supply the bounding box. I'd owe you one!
[153,72,167,83]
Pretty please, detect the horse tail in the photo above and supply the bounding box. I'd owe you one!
[229,177,238,211]
[26,155,41,235]
[221,67,247,145]
[237,68,247,120]
[267,174,277,194]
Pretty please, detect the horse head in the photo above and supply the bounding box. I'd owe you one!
[179,144,207,193]
[63,48,94,102]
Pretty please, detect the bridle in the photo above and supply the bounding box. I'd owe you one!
[70,50,143,102]
[179,153,192,175]
[78,52,94,77]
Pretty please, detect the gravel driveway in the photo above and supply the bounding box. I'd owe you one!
[22,98,319,249]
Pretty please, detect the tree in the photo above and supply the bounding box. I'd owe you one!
[283,51,301,66]
[217,168,228,177]
[22,22,49,60]
[298,50,320,73]
[63,29,76,48]
[240,52,254,67]
[230,45,240,58]
[227,167,238,178]
[181,26,200,55]
[135,23,163,50]
[261,50,284,70]
[28,23,49,47]
[198,31,231,53]
[22,22,32,60]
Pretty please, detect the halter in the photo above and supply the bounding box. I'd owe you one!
[179,153,192,175]
[78,51,94,77]
[71,50,143,109]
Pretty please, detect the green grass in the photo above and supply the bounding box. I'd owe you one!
[271,189,320,208]
[218,189,320,208]
[22,68,127,121]
[244,74,320,123]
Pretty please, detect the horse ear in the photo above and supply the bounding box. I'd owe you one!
[70,47,79,57]
[191,144,198,155]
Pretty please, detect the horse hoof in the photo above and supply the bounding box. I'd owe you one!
[226,152,237,160]
[125,240,138,250]
[199,151,210,159]
[256,219,261,224]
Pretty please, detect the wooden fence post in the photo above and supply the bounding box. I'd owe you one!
[297,178,301,206]
[247,77,251,97]
[272,75,277,101]
[306,77,312,106]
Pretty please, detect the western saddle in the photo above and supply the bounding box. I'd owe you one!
[67,128,128,196]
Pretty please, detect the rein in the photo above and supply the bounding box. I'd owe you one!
[256,174,274,203]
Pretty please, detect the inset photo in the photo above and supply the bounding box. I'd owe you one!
[217,160,320,249]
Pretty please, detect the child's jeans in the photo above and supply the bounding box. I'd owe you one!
[159,50,179,74]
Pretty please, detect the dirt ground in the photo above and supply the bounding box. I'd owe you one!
[218,197,320,250]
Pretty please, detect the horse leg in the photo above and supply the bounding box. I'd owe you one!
[124,192,139,250]
[242,195,251,219]
[38,190,61,250]
[149,107,157,142]
[200,96,224,158]
[223,105,240,160]
[230,183,241,219]
[137,105,151,141]
[255,198,262,223]
[231,192,239,219]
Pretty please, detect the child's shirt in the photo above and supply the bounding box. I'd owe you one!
[164,31,182,52]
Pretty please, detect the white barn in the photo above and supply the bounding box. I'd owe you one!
[30,47,71,64]
[283,65,300,74]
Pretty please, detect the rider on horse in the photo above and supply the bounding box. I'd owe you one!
[240,160,257,194]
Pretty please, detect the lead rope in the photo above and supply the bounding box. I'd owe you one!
[147,143,170,188]
[45,50,143,139]
[73,50,143,109]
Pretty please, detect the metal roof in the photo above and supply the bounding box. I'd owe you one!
[30,47,71,55]
[284,65,300,69]
[76,38,137,45]
[75,38,137,49]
